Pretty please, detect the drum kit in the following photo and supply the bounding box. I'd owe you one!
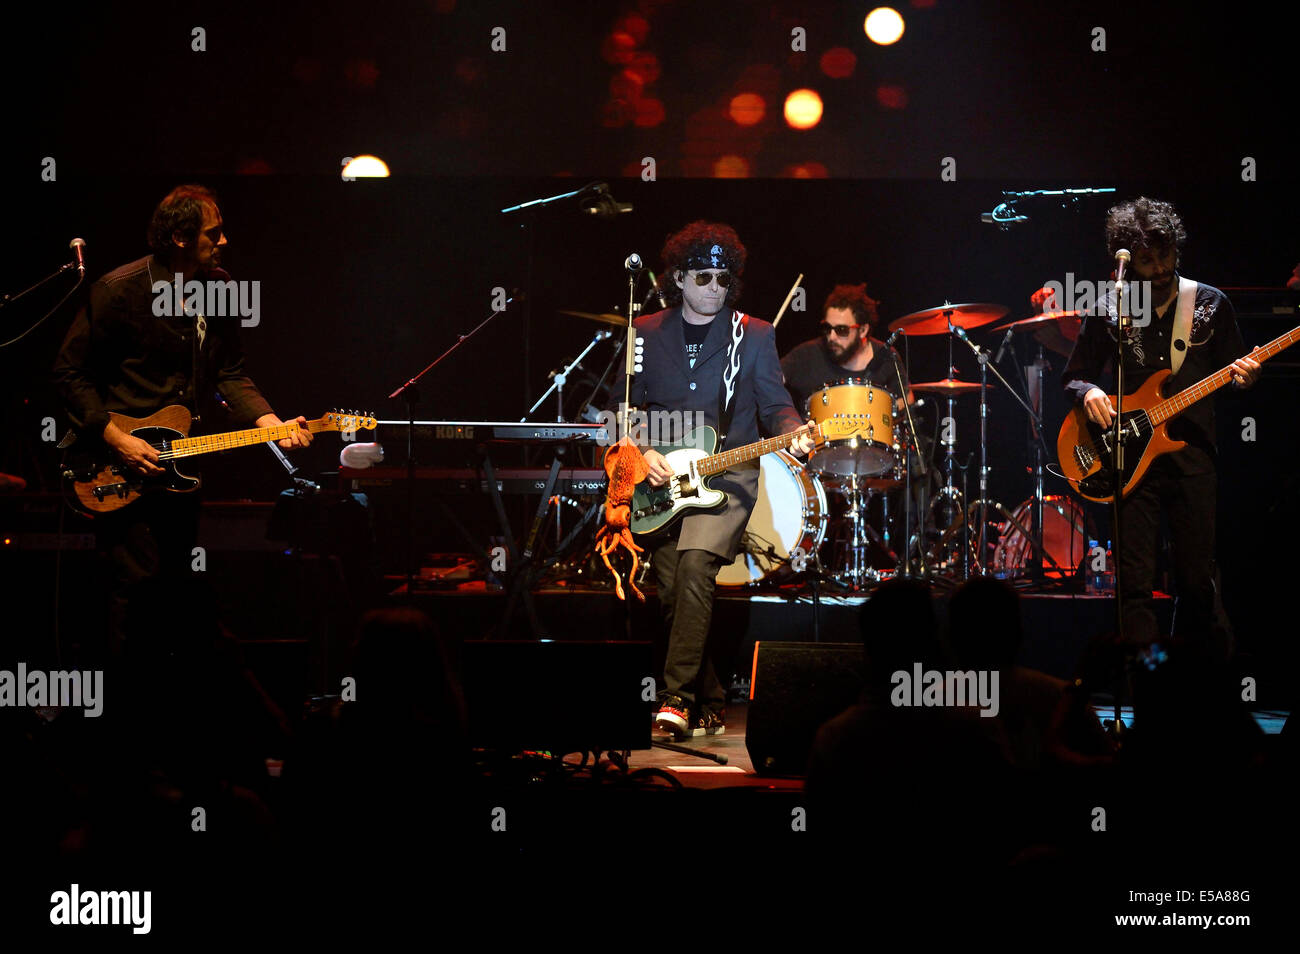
[717,300,1089,591]
[553,298,1089,592]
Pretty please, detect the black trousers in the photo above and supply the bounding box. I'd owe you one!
[95,492,202,657]
[1116,454,1230,660]
[650,537,728,712]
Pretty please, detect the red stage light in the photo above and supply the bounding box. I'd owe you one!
[876,84,908,109]
[713,155,750,178]
[784,161,829,178]
[634,97,665,127]
[819,47,857,79]
[729,93,766,126]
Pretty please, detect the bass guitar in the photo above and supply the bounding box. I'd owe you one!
[1057,327,1299,503]
[66,405,377,514]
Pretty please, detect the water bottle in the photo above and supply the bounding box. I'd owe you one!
[1100,545,1115,595]
[1085,539,1101,595]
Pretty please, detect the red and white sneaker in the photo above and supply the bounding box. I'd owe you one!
[653,694,691,741]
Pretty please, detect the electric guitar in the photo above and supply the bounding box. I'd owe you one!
[65,405,377,514]
[629,419,860,535]
[1057,326,1299,503]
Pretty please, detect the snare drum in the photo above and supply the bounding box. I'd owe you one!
[717,451,827,586]
[806,379,898,478]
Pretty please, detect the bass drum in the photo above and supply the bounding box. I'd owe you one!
[717,451,827,585]
[992,495,1087,578]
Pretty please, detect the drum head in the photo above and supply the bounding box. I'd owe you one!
[717,452,825,585]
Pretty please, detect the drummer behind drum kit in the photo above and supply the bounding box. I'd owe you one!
[718,300,1091,591]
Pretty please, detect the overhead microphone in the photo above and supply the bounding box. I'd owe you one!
[69,238,86,275]
[994,326,1015,362]
[624,252,644,272]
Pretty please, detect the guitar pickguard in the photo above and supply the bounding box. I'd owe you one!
[1074,412,1153,500]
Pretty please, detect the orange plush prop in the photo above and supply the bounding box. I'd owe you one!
[594,437,650,601]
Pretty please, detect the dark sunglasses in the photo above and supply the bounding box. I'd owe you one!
[819,321,859,338]
[687,270,733,287]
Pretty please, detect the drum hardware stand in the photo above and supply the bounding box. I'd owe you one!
[996,331,1069,589]
[887,345,929,578]
[948,319,1057,580]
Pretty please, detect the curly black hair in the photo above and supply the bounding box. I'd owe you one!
[147,184,219,258]
[1105,196,1186,260]
[822,283,881,331]
[659,220,746,308]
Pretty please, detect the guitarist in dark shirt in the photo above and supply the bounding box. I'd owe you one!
[1062,197,1259,658]
[52,185,312,656]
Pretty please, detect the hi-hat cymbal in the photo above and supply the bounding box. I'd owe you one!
[558,309,628,328]
[911,378,988,394]
[889,302,1008,336]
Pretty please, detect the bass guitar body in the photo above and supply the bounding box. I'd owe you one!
[1057,370,1183,503]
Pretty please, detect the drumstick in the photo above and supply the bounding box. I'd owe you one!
[772,274,803,328]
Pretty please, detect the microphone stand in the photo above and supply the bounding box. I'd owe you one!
[387,294,519,596]
[1108,267,1131,741]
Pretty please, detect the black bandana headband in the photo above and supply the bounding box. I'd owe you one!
[683,243,733,272]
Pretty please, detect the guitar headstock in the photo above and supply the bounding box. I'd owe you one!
[322,409,378,433]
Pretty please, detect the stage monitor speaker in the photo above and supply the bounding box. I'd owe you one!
[745,641,864,776]
[461,640,652,753]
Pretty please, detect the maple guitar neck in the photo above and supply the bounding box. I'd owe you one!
[162,417,345,460]
[1146,325,1300,427]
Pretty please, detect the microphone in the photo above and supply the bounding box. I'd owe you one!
[980,204,1029,228]
[583,183,634,218]
[625,252,644,272]
[1113,248,1131,328]
[648,270,669,309]
[69,238,86,275]
[1114,248,1131,284]
[885,328,903,348]
[995,326,1015,362]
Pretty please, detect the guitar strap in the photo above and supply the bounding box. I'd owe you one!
[1169,276,1197,376]
[716,309,747,450]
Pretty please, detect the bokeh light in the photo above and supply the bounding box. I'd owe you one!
[729,93,766,126]
[713,155,751,178]
[341,155,390,178]
[784,161,829,178]
[819,47,857,79]
[783,89,823,129]
[864,7,905,45]
[876,84,908,109]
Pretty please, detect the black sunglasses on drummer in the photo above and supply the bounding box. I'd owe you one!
[819,321,858,337]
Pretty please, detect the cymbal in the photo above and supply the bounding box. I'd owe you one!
[989,311,1082,334]
[889,302,1008,336]
[911,378,988,394]
[558,309,628,328]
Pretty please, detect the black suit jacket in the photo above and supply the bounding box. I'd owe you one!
[629,306,803,559]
